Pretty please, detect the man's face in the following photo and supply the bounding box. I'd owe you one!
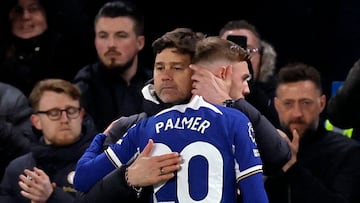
[31,91,84,146]
[9,0,48,39]
[229,61,251,100]
[154,48,193,104]
[274,80,326,137]
[94,17,144,69]
[221,29,261,80]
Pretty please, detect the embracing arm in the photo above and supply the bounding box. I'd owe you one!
[76,166,152,203]
[73,133,116,193]
[76,139,181,203]
[232,99,291,175]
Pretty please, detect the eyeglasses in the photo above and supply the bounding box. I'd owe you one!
[35,107,81,121]
[246,47,261,55]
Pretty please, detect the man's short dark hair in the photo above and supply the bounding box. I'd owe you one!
[277,62,323,93]
[219,20,261,39]
[94,0,144,36]
[152,28,205,57]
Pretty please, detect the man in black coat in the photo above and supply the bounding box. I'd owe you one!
[266,63,360,203]
[73,1,151,132]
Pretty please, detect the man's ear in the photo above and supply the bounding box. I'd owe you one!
[223,65,233,79]
[136,35,145,50]
[216,66,227,79]
[80,108,86,119]
[30,114,42,130]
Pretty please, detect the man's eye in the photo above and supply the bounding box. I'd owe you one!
[67,108,78,114]
[48,109,60,116]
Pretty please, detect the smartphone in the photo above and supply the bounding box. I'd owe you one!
[226,35,247,49]
[227,35,254,80]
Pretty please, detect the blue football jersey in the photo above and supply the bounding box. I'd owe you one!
[106,96,268,203]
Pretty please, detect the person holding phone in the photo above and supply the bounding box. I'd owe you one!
[219,20,280,128]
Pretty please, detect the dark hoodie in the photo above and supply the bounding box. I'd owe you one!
[73,62,152,132]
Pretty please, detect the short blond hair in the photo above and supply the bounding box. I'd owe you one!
[29,79,81,111]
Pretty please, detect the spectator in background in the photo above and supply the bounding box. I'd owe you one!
[0,82,33,182]
[73,0,152,132]
[0,79,97,203]
[266,63,360,203]
[327,58,360,140]
[0,0,93,96]
[219,20,279,127]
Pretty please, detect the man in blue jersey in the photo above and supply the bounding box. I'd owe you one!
[74,37,268,203]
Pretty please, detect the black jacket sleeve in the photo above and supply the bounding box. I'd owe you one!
[76,165,152,203]
[245,81,280,128]
[103,112,148,149]
[327,61,360,129]
[232,99,291,175]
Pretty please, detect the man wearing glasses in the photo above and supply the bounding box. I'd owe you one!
[0,79,97,203]
[219,20,280,128]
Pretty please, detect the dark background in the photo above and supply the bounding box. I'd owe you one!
[3,0,358,97]
[135,0,360,97]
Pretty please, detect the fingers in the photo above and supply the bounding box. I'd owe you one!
[23,169,38,182]
[160,167,165,175]
[138,139,154,158]
[19,178,32,191]
[18,167,53,202]
[158,171,175,182]
[33,167,45,176]
[159,163,181,175]
[190,64,212,81]
[189,64,204,72]
[139,139,180,162]
[292,129,300,149]
[19,175,40,200]
[156,151,180,162]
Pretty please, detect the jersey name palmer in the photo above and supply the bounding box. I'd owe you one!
[155,116,211,134]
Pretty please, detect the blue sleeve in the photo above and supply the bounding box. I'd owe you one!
[233,116,268,203]
[104,125,141,168]
[74,133,117,192]
[239,173,268,203]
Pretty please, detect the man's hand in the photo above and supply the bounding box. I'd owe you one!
[127,139,182,187]
[278,129,300,172]
[103,117,122,136]
[190,64,233,104]
[18,167,55,203]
